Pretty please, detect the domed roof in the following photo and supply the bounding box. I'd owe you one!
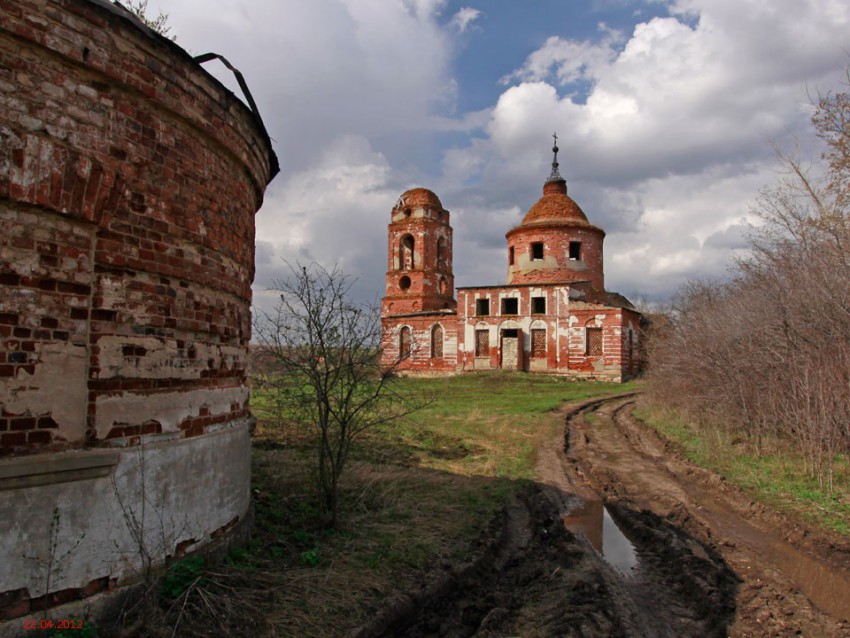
[516,136,599,230]
[521,180,591,226]
[397,187,443,211]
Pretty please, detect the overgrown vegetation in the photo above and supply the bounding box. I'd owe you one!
[124,0,175,40]
[647,68,850,492]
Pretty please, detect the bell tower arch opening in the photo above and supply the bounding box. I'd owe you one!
[400,234,415,270]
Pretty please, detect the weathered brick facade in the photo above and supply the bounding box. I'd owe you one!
[381,142,641,382]
[0,0,277,625]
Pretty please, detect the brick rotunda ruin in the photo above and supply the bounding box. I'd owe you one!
[0,0,277,626]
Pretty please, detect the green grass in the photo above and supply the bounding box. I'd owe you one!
[634,404,850,536]
[366,374,636,480]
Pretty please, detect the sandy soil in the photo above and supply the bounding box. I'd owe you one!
[351,394,850,638]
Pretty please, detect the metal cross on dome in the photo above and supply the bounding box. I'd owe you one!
[548,132,563,182]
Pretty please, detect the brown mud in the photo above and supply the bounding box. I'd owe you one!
[351,395,850,637]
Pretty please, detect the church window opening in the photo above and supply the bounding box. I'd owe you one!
[400,326,412,358]
[475,329,490,357]
[476,298,490,316]
[501,297,518,315]
[531,242,544,260]
[508,246,515,265]
[439,277,448,295]
[586,327,603,357]
[531,296,546,314]
[531,328,546,358]
[401,234,415,270]
[431,324,444,359]
[399,275,411,290]
[569,241,582,261]
[437,236,447,268]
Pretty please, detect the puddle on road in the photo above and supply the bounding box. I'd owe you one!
[697,498,850,620]
[562,498,638,575]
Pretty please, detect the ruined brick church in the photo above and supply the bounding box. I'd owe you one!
[380,140,641,381]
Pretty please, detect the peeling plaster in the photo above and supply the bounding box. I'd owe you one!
[94,385,248,438]
[508,252,559,283]
[0,422,250,596]
[0,342,87,442]
[96,336,245,380]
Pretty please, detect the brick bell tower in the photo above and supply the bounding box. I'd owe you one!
[381,187,456,316]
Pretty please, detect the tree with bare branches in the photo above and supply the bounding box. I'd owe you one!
[254,263,424,528]
[647,67,850,490]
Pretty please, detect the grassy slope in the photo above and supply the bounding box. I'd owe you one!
[634,403,850,536]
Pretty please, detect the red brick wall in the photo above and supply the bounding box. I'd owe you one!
[457,286,572,372]
[381,314,458,374]
[506,224,605,291]
[0,0,276,454]
[567,305,641,381]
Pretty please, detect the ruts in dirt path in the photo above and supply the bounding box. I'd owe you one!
[565,396,850,638]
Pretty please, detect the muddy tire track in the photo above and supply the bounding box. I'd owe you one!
[568,397,850,637]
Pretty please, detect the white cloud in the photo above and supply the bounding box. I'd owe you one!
[442,0,850,298]
[450,7,482,33]
[164,0,454,173]
[500,27,624,87]
[158,0,850,308]
[252,134,397,311]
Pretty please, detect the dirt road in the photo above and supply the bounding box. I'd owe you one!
[355,395,850,637]
[558,396,850,637]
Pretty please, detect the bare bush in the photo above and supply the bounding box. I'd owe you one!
[647,69,850,490]
[253,262,425,527]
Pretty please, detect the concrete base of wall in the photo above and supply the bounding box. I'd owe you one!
[0,419,252,632]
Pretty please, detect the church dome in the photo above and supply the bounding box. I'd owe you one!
[515,137,596,229]
[521,180,591,227]
[397,187,443,211]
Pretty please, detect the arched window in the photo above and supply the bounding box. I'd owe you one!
[400,235,415,270]
[531,328,546,358]
[437,236,447,268]
[439,276,447,295]
[431,324,444,359]
[399,326,412,358]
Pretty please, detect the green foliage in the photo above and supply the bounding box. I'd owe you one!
[160,555,206,600]
[300,547,320,566]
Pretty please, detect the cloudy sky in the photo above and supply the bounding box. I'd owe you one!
[154,0,849,309]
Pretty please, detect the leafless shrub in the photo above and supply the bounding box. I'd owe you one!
[253,262,427,528]
[647,68,850,490]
